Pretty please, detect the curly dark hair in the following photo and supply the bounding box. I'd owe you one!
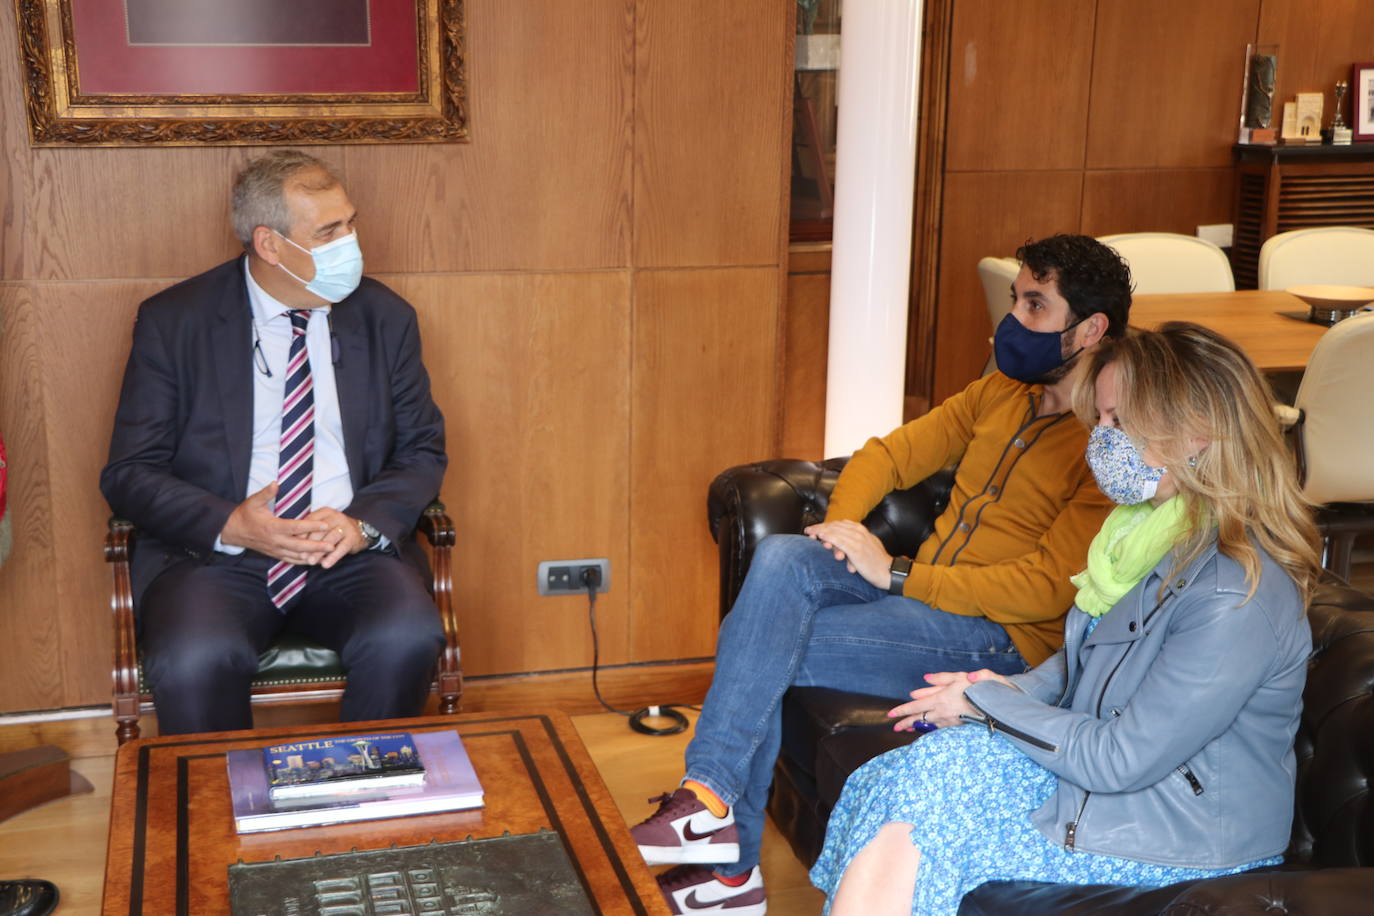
[1016,234,1133,338]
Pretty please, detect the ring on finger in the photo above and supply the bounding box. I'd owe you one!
[920,710,928,724]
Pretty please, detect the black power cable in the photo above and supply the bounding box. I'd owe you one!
[581,566,695,736]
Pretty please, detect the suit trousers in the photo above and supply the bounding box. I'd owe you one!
[138,547,445,735]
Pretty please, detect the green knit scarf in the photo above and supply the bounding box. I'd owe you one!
[1070,497,1190,618]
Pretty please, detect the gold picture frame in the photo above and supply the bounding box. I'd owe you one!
[14,0,468,146]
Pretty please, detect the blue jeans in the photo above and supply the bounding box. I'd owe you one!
[684,534,1027,876]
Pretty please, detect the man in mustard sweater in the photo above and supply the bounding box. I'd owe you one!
[634,234,1133,915]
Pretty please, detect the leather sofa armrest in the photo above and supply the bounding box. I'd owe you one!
[962,867,1374,915]
[707,458,954,618]
[1157,867,1374,914]
[961,867,1374,916]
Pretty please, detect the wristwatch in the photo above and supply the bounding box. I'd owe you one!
[888,556,913,596]
[356,518,381,549]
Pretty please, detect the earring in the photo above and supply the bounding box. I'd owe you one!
[1186,454,1198,468]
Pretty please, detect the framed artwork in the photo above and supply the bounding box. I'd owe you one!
[14,0,467,146]
[1355,62,1374,142]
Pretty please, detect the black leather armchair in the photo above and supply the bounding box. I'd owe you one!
[708,458,1374,915]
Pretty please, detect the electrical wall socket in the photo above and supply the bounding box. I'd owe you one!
[1197,223,1233,249]
[537,558,611,596]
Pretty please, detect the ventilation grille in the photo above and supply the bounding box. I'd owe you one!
[1232,171,1267,289]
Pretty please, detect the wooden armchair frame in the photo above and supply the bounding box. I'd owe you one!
[108,503,462,744]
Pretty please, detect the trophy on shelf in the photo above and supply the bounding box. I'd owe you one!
[1330,80,1353,145]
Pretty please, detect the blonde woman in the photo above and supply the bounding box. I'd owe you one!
[810,322,1322,915]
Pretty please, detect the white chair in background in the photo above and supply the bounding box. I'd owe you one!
[1098,232,1235,294]
[1292,312,1374,580]
[977,256,1020,373]
[1258,226,1374,290]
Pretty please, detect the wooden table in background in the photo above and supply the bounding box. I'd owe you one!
[101,712,669,916]
[1130,289,1331,373]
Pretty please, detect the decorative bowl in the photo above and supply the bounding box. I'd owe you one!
[1286,285,1374,326]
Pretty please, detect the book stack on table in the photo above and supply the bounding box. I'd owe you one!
[227,730,483,833]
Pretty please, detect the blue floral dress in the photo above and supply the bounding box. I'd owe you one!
[809,624,1282,914]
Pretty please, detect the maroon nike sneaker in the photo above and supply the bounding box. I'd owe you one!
[630,788,740,865]
[655,864,766,915]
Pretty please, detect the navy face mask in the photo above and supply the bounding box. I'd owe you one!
[993,312,1083,384]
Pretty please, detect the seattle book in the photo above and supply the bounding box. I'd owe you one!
[264,732,426,800]
[228,730,483,833]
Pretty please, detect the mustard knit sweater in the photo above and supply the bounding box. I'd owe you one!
[825,372,1111,666]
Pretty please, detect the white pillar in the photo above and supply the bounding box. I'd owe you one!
[823,0,923,458]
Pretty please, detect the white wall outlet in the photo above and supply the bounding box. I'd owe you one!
[1197,224,1233,249]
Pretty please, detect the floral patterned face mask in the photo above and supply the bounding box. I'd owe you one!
[1085,425,1166,505]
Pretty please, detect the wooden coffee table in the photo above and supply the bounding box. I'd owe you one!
[101,712,669,915]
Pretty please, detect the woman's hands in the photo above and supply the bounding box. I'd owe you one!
[803,519,894,590]
[887,669,1016,732]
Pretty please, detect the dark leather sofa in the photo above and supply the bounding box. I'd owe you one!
[708,458,1374,915]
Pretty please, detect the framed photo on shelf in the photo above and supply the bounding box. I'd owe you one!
[14,0,467,147]
[1354,62,1374,142]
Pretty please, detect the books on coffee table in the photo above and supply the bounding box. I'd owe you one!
[263,732,425,800]
[228,730,483,833]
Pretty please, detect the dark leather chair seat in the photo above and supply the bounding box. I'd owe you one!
[709,458,1374,915]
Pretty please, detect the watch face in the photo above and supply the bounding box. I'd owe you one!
[359,520,380,540]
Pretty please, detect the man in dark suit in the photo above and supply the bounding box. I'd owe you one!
[101,150,447,735]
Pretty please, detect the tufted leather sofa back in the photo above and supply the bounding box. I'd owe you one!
[707,458,953,619]
[1290,588,1374,866]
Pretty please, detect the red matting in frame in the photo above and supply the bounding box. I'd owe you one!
[69,0,420,96]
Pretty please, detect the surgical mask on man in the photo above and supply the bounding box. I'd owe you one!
[1085,425,1167,505]
[992,312,1083,384]
[274,230,364,303]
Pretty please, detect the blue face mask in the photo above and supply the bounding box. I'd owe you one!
[993,312,1083,384]
[276,231,364,303]
[1085,425,1166,505]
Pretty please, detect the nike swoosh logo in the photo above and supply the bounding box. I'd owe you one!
[682,821,720,842]
[683,889,726,909]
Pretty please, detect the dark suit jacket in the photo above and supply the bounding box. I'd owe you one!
[100,256,447,604]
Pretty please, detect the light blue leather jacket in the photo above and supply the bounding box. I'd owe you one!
[963,539,1310,869]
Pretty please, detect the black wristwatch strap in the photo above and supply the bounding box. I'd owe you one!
[888,556,913,596]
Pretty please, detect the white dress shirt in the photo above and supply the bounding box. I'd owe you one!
[215,261,353,554]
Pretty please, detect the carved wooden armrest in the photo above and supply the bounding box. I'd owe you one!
[418,501,461,711]
[105,519,141,742]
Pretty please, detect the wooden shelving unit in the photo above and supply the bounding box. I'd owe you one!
[1232,142,1374,288]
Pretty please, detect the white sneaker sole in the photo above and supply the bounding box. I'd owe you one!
[638,842,742,866]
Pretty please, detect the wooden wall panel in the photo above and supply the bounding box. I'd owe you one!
[1086,0,1261,169]
[945,0,1096,172]
[629,268,780,660]
[633,0,791,267]
[0,286,62,710]
[391,271,633,677]
[1258,0,1374,125]
[780,244,830,460]
[340,0,635,274]
[0,17,19,282]
[1080,168,1235,237]
[931,171,1083,404]
[32,282,162,705]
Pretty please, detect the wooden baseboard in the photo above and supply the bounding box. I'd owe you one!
[0,660,715,760]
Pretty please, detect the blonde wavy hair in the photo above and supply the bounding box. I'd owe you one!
[1072,321,1321,603]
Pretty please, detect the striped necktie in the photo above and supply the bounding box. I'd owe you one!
[267,310,315,609]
